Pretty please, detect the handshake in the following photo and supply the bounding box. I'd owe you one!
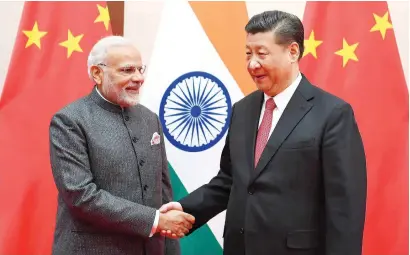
[156,202,194,239]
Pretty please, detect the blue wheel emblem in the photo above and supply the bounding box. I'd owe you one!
[159,71,232,152]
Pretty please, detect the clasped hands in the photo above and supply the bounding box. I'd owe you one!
[157,202,194,239]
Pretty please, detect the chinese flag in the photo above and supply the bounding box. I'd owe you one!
[300,1,408,254]
[0,2,111,254]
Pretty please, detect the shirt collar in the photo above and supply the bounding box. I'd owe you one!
[263,72,302,112]
[90,86,124,113]
[95,86,119,106]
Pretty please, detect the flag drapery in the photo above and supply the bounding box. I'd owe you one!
[0,2,111,254]
[300,2,408,254]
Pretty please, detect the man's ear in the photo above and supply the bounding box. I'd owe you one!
[90,65,103,85]
[288,42,300,62]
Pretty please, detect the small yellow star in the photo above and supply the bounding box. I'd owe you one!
[370,11,393,40]
[22,21,48,49]
[303,30,323,59]
[59,30,84,58]
[334,38,359,67]
[94,4,110,31]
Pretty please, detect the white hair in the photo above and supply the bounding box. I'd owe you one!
[87,35,134,80]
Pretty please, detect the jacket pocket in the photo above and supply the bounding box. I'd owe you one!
[286,229,318,249]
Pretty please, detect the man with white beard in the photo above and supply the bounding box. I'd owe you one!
[48,36,194,255]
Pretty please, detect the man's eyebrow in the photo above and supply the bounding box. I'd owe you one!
[119,64,138,68]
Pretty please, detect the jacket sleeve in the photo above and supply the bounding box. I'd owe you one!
[322,103,367,255]
[49,112,156,237]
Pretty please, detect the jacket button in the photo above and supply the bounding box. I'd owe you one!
[132,137,138,143]
[248,187,254,195]
[143,184,148,191]
[125,116,130,121]
[139,159,145,167]
[239,228,244,234]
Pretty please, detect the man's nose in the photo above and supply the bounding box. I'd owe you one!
[131,72,144,83]
[248,59,261,70]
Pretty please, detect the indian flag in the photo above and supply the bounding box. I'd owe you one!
[137,1,250,254]
[138,1,246,253]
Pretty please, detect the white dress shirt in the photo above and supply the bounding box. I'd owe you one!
[96,87,159,237]
[258,72,302,138]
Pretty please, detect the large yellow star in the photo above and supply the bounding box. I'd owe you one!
[94,4,110,31]
[303,30,323,59]
[370,11,393,40]
[22,21,48,49]
[59,30,84,58]
[334,38,359,67]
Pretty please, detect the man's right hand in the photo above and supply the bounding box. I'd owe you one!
[157,209,195,238]
[159,201,183,213]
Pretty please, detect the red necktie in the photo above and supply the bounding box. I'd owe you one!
[254,98,276,167]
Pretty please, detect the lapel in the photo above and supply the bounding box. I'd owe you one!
[242,91,265,173]
[249,75,315,185]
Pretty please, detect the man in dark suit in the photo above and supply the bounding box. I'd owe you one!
[160,10,367,255]
[49,36,194,255]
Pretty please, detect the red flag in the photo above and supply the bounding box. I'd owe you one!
[300,1,408,254]
[0,2,112,254]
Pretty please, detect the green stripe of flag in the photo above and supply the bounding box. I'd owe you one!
[168,163,223,255]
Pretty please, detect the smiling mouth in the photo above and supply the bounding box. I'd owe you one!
[125,87,140,93]
[254,75,267,80]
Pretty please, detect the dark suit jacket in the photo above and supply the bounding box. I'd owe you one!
[179,74,367,255]
[49,87,179,255]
